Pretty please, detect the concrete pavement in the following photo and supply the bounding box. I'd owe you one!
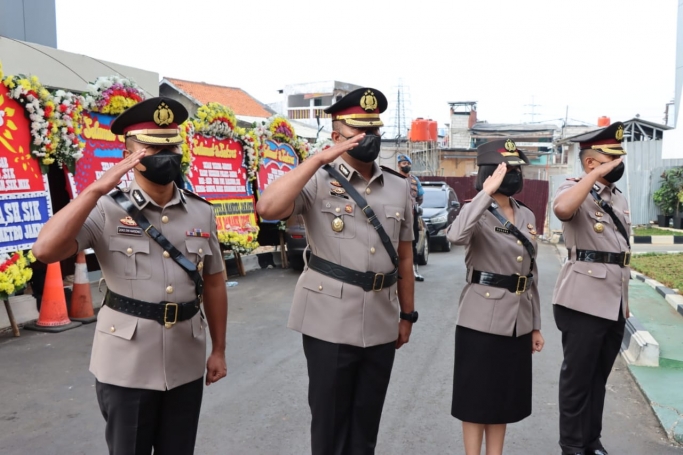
[0,243,681,454]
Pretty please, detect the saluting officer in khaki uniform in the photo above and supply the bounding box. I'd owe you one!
[552,122,630,455]
[33,97,228,455]
[446,139,544,455]
[257,88,417,455]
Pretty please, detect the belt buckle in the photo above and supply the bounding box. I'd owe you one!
[164,303,179,328]
[515,275,527,295]
[623,251,631,267]
[372,273,385,291]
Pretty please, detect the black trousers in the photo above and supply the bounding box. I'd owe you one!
[554,304,626,454]
[95,378,204,455]
[302,335,396,455]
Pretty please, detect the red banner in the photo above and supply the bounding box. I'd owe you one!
[186,134,250,198]
[0,83,53,253]
[68,111,130,197]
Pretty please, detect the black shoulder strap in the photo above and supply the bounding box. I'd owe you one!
[323,165,399,268]
[590,188,630,247]
[111,189,204,298]
[487,205,536,275]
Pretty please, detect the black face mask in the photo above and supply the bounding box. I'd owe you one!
[603,161,625,183]
[138,150,182,186]
[346,134,381,163]
[400,165,412,173]
[498,172,523,196]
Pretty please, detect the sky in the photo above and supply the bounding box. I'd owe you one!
[55,0,678,131]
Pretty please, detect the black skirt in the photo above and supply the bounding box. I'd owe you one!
[451,325,533,424]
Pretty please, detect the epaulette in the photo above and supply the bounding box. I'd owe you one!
[566,177,581,182]
[614,187,622,193]
[380,165,407,179]
[181,189,212,205]
[513,198,531,211]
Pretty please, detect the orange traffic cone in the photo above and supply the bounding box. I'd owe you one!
[25,262,81,333]
[69,252,97,323]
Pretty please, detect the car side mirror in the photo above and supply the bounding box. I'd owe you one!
[451,201,461,209]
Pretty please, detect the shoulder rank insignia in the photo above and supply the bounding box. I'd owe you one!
[120,216,138,227]
[186,229,210,238]
[338,164,351,178]
[132,189,147,206]
[566,177,582,182]
[181,189,212,205]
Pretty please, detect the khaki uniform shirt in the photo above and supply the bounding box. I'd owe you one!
[76,178,224,391]
[288,157,414,347]
[552,178,630,320]
[446,190,541,337]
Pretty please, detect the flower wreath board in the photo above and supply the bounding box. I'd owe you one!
[65,76,144,197]
[184,103,258,259]
[0,81,53,254]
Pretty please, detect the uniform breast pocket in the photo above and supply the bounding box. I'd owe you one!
[588,211,610,234]
[383,205,405,242]
[321,198,356,239]
[185,238,213,271]
[108,236,151,279]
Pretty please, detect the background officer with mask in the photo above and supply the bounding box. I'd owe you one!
[397,154,425,281]
[33,97,228,455]
[552,122,630,455]
[257,88,417,455]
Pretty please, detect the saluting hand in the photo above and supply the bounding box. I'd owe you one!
[482,162,507,196]
[206,351,227,386]
[90,149,146,196]
[592,157,623,178]
[532,330,544,354]
[316,134,365,165]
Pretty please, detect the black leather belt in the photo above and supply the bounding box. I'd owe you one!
[571,249,631,267]
[104,290,200,328]
[470,270,534,295]
[308,254,398,292]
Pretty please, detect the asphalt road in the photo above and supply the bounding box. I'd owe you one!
[0,243,681,454]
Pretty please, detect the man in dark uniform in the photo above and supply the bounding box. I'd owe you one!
[33,97,228,455]
[552,122,630,455]
[257,88,417,455]
[397,154,425,281]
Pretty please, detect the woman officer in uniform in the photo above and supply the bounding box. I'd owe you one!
[446,139,544,455]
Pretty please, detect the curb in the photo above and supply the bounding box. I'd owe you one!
[632,235,683,245]
[621,315,660,367]
[631,270,683,317]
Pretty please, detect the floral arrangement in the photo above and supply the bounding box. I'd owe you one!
[179,120,195,175]
[234,126,260,181]
[256,116,310,163]
[217,225,260,255]
[311,138,334,155]
[0,250,35,300]
[193,102,237,138]
[2,73,62,171]
[83,75,145,115]
[51,90,85,173]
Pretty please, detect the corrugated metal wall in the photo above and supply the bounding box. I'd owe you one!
[421,176,549,236]
[624,141,683,225]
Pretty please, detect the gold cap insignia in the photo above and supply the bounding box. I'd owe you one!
[505,139,517,152]
[153,102,174,127]
[360,90,378,112]
[615,125,624,141]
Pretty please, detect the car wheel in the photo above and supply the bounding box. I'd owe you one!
[442,239,452,252]
[417,237,429,266]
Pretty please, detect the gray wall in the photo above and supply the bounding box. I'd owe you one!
[0,0,57,48]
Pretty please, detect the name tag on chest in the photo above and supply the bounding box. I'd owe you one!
[117,226,143,236]
[494,227,510,234]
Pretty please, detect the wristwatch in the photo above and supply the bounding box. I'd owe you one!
[400,311,419,323]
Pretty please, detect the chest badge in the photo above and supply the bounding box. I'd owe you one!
[331,187,346,195]
[330,180,343,188]
[332,217,345,232]
[595,211,604,218]
[345,204,354,214]
[120,216,138,227]
[186,228,210,238]
[594,222,605,233]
